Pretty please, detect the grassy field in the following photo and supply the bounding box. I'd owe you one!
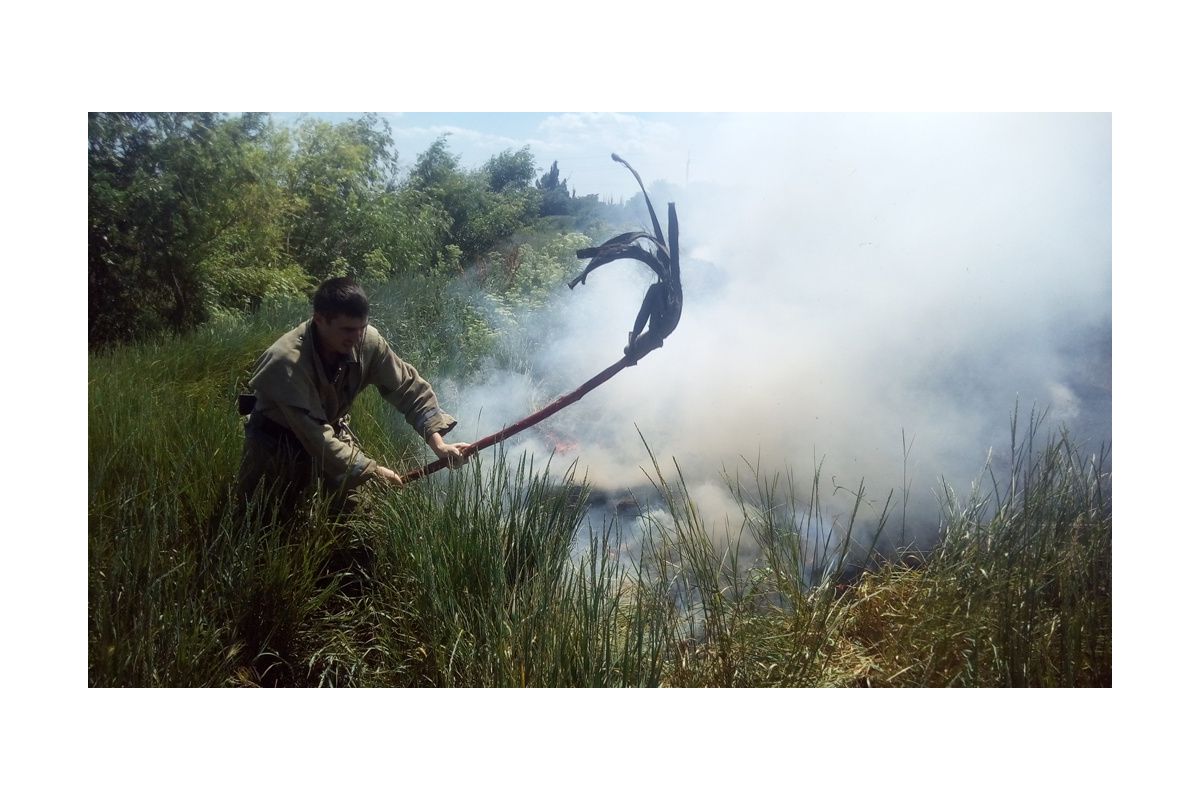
[88,287,1111,687]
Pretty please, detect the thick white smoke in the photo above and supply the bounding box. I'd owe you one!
[444,114,1111,546]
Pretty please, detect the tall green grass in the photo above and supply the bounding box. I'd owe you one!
[349,454,679,686]
[842,409,1112,686]
[633,442,892,687]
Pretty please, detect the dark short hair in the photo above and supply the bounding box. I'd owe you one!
[313,277,370,318]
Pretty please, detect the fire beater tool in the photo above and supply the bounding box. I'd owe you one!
[396,153,683,485]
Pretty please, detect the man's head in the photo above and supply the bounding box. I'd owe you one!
[313,277,370,319]
[312,277,370,359]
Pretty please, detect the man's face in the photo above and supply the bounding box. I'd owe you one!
[314,313,368,357]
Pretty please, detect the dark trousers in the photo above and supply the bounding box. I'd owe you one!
[234,422,360,526]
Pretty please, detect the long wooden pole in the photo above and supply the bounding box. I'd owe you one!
[397,355,631,485]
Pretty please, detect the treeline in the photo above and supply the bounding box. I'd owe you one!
[88,112,624,346]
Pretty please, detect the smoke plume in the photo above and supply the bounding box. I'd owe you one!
[444,114,1111,547]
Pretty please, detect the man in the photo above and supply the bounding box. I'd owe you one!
[236,277,471,515]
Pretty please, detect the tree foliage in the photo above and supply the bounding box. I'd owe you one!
[88,114,631,346]
[89,113,254,342]
[484,146,536,193]
[406,136,540,264]
[536,160,571,217]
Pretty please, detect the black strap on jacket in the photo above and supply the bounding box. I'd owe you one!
[246,410,303,449]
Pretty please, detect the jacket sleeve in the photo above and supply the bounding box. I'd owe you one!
[275,404,378,489]
[367,338,457,440]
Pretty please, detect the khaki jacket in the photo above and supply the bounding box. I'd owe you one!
[247,319,456,488]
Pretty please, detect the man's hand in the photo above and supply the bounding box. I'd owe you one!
[427,432,473,469]
[373,465,406,487]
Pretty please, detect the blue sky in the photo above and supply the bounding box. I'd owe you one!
[273,111,725,201]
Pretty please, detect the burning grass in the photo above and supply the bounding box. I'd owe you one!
[648,411,1111,688]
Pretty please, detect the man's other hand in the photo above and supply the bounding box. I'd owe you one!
[373,466,406,486]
